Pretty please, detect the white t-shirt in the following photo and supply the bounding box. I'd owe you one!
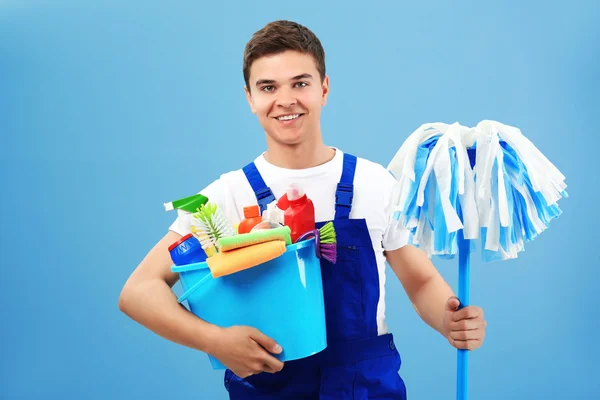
[169,147,410,335]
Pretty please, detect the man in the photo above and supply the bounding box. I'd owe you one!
[119,20,487,399]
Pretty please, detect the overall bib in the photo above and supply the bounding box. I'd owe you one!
[224,153,407,400]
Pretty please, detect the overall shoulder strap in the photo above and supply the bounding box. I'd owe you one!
[242,162,276,214]
[334,153,357,220]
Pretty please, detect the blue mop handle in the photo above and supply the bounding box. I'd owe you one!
[457,235,471,400]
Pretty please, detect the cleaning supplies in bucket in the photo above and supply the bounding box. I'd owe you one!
[162,193,294,276]
[186,201,294,278]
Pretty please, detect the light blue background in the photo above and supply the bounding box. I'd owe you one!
[1,1,598,399]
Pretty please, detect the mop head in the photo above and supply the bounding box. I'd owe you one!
[206,240,287,278]
[217,226,292,251]
[387,120,567,261]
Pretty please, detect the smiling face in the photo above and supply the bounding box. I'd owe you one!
[244,50,329,147]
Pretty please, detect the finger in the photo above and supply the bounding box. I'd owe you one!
[246,340,284,374]
[452,306,481,322]
[260,353,285,374]
[449,319,485,332]
[450,328,482,341]
[250,328,283,354]
[450,338,481,350]
[446,296,461,312]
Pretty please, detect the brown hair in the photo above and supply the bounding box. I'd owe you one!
[243,20,326,91]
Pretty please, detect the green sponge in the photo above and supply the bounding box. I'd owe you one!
[218,226,292,252]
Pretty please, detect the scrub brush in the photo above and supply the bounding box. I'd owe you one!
[297,221,337,263]
[191,202,236,257]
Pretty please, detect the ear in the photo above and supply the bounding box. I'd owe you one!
[244,86,257,114]
[321,75,330,106]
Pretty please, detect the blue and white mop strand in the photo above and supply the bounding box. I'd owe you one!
[472,120,567,261]
[387,120,567,262]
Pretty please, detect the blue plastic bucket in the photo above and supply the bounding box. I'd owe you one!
[171,237,327,369]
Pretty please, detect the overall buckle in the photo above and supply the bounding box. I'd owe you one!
[335,183,354,208]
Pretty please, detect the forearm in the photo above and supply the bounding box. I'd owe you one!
[386,245,455,337]
[119,278,220,354]
[409,273,455,336]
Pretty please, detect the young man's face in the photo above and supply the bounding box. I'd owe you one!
[245,50,329,147]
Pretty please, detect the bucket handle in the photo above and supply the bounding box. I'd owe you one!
[296,230,321,259]
[177,272,213,304]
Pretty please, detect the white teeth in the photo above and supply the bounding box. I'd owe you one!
[277,114,300,121]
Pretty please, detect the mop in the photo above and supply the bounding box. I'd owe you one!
[387,120,567,400]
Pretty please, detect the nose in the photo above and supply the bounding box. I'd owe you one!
[275,87,297,108]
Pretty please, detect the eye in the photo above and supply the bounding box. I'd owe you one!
[261,86,275,92]
[295,82,308,88]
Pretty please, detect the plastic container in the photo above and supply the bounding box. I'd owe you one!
[168,233,207,266]
[251,202,285,231]
[238,205,263,234]
[171,238,327,369]
[284,184,316,243]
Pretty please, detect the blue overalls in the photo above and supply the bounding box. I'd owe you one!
[224,153,407,399]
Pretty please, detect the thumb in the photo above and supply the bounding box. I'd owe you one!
[250,328,282,354]
[446,296,461,312]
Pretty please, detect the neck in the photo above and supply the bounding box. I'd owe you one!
[263,133,335,170]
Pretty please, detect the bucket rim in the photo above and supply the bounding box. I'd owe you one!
[287,236,315,251]
[171,261,209,273]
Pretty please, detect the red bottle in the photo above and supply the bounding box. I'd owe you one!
[238,205,263,234]
[277,193,289,211]
[284,184,316,243]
